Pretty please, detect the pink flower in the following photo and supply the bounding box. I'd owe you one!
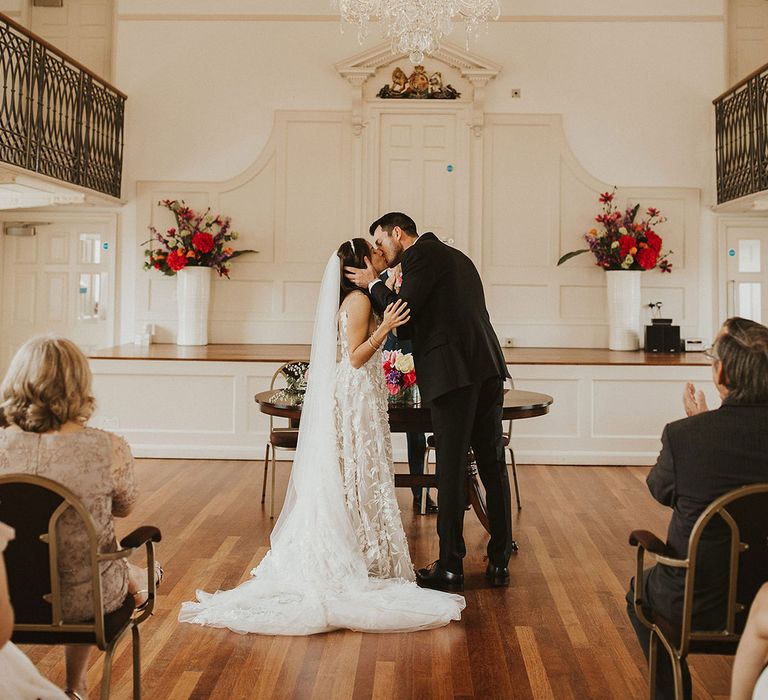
[599,191,614,204]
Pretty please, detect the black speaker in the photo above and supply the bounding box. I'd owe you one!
[644,319,680,353]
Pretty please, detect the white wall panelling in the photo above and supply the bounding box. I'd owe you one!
[483,114,701,347]
[91,358,717,465]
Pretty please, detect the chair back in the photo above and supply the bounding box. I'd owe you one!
[0,473,108,643]
[680,482,768,655]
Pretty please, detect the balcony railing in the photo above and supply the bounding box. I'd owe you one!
[714,61,768,205]
[0,13,125,199]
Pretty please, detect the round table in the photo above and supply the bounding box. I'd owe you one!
[255,388,553,533]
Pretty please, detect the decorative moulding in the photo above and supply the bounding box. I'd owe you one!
[335,41,501,136]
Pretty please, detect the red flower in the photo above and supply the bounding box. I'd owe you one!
[645,230,662,253]
[636,247,658,270]
[619,235,637,259]
[403,371,417,387]
[192,232,214,253]
[167,249,188,271]
[659,259,673,273]
[646,207,660,218]
[599,191,614,204]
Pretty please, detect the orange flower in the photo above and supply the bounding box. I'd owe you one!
[589,229,597,236]
[223,247,234,255]
[186,250,197,258]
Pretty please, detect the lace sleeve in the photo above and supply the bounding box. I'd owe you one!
[110,433,137,517]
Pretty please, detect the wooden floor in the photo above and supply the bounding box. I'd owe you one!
[22,460,734,699]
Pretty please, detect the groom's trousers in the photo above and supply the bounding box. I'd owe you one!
[429,375,514,574]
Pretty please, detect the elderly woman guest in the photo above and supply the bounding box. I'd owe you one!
[0,335,159,700]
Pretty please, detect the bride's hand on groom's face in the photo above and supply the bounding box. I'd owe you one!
[344,257,377,288]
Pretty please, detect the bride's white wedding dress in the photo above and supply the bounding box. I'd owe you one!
[179,253,464,635]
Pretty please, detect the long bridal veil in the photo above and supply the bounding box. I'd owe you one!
[179,253,465,635]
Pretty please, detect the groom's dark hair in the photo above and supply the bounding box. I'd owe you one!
[369,212,418,238]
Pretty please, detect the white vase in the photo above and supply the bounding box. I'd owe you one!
[176,267,212,346]
[606,270,642,351]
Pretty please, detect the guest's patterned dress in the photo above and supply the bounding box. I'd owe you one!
[0,427,137,620]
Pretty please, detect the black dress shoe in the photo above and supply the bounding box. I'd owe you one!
[416,561,464,592]
[412,496,438,514]
[485,563,510,587]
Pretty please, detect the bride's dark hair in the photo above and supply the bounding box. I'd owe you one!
[337,238,371,303]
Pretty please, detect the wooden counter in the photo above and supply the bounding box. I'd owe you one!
[91,344,710,367]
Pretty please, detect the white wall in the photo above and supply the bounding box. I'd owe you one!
[110,3,726,346]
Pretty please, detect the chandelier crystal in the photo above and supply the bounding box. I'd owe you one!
[335,0,500,64]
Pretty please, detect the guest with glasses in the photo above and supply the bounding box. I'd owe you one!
[626,317,768,700]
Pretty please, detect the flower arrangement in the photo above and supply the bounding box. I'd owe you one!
[270,362,309,406]
[142,199,255,277]
[557,189,672,273]
[382,350,417,399]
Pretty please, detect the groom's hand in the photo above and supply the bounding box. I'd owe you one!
[344,257,377,289]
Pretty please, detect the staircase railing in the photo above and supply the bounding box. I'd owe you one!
[0,12,125,199]
[714,61,768,205]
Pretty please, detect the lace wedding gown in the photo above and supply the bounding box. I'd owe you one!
[179,254,464,635]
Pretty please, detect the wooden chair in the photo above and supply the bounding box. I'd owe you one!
[0,473,161,700]
[629,482,768,700]
[421,381,522,515]
[261,362,304,518]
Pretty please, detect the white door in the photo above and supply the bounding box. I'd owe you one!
[0,219,116,373]
[376,110,468,249]
[725,226,768,323]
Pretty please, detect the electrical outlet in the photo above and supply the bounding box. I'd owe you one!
[510,88,521,98]
[504,337,514,347]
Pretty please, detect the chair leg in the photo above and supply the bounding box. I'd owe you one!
[100,640,118,700]
[508,447,522,510]
[270,447,277,519]
[670,652,684,700]
[132,624,141,700]
[647,631,658,700]
[421,446,431,515]
[261,443,270,504]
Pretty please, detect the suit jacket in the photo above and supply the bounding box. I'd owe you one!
[644,399,768,625]
[370,232,508,403]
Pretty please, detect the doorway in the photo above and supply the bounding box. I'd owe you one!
[0,216,117,373]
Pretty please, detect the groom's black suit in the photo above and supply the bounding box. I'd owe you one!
[370,232,514,573]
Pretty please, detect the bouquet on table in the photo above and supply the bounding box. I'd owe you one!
[270,362,309,406]
[382,350,418,403]
[557,188,673,272]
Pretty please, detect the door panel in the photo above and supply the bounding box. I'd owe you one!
[725,226,768,323]
[1,220,116,373]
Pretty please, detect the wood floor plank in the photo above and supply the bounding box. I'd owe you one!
[18,460,737,698]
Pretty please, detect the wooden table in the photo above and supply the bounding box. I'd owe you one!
[255,389,554,533]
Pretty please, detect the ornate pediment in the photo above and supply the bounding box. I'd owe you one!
[335,41,500,93]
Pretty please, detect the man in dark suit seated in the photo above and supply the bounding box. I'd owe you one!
[627,317,768,700]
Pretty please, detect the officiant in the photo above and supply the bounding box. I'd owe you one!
[380,265,437,514]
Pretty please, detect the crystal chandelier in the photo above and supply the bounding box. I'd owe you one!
[335,0,501,64]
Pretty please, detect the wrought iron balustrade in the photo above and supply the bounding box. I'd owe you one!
[714,61,768,204]
[0,13,125,198]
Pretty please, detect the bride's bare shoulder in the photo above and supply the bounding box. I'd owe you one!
[340,290,371,317]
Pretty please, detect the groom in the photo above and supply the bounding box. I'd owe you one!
[345,212,515,592]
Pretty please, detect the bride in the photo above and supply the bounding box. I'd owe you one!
[179,238,465,635]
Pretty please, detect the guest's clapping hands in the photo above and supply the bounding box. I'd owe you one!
[683,382,709,416]
[380,299,410,333]
[344,258,377,289]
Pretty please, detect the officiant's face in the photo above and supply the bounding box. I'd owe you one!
[373,225,404,266]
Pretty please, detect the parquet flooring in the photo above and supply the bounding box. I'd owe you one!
[21,460,733,699]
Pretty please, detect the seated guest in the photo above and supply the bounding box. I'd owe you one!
[626,317,768,700]
[732,582,768,700]
[0,335,160,700]
[0,519,67,698]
